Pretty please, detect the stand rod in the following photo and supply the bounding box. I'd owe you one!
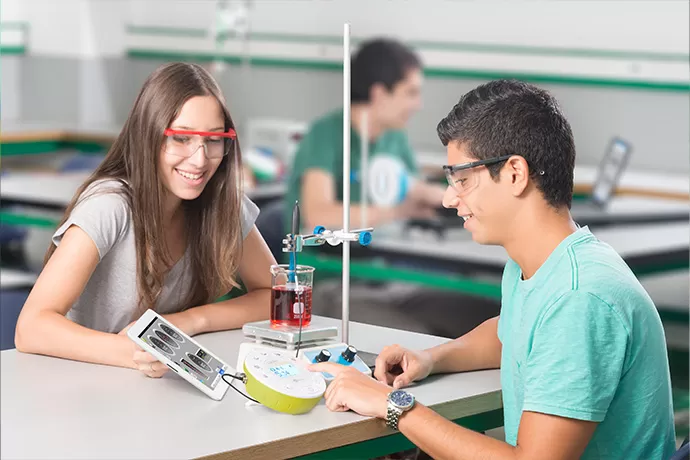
[342,23,351,345]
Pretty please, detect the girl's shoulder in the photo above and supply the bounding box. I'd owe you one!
[80,177,129,198]
[239,193,260,239]
[54,178,133,259]
[75,178,131,213]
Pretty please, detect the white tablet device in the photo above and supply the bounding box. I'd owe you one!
[127,309,233,400]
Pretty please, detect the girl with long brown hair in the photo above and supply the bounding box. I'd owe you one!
[15,62,275,378]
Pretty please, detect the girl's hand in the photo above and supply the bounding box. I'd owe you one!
[118,321,169,378]
[132,349,169,378]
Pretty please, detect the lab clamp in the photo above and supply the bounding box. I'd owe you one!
[282,226,374,253]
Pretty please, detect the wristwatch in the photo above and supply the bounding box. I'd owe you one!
[385,389,415,430]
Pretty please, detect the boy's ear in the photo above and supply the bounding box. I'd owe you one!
[503,156,530,197]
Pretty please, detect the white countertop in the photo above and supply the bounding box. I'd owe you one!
[0,269,37,289]
[1,316,502,459]
[0,171,285,206]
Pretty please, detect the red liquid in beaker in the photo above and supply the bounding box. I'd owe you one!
[270,285,312,328]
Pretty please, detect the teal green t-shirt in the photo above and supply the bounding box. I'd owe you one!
[285,108,419,230]
[497,226,675,459]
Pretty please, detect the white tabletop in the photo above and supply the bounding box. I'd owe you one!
[640,270,689,312]
[0,171,285,207]
[572,195,689,216]
[0,269,37,289]
[573,166,690,198]
[0,121,121,139]
[641,270,690,350]
[1,317,502,460]
[0,171,90,207]
[2,169,687,214]
[373,221,690,268]
[3,130,689,197]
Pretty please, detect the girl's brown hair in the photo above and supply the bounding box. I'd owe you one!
[45,62,244,316]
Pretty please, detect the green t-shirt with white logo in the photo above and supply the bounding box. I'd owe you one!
[285,108,419,232]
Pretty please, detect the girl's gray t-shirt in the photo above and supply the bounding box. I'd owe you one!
[52,180,260,333]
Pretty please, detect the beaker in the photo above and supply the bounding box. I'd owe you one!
[270,264,315,328]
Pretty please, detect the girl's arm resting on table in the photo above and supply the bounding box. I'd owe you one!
[176,226,274,335]
[14,225,138,369]
[17,224,274,365]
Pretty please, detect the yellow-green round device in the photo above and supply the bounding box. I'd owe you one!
[242,349,326,414]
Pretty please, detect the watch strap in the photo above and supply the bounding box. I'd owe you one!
[386,404,403,431]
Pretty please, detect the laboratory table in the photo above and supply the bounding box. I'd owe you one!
[1,316,503,460]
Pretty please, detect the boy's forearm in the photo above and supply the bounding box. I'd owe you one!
[428,317,502,374]
[398,404,517,460]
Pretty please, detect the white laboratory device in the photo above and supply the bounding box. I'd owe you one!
[241,349,326,415]
[236,317,372,383]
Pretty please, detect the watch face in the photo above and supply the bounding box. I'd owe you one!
[389,390,415,409]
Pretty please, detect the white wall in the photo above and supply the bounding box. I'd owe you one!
[136,0,689,54]
[0,0,26,23]
[82,0,128,58]
[256,0,688,53]
[1,0,126,58]
[7,0,689,58]
[1,0,25,121]
[21,0,86,58]
[2,0,688,172]
[1,57,22,120]
[128,0,214,30]
[5,0,689,89]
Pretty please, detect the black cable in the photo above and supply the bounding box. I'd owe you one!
[221,373,259,404]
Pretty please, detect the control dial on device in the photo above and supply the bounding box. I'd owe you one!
[341,345,357,363]
[315,349,331,363]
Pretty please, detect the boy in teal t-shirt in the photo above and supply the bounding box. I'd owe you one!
[498,227,675,459]
[308,80,676,460]
[284,38,444,234]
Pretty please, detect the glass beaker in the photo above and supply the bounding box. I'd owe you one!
[270,264,315,328]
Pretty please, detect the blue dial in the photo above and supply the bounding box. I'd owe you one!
[389,389,415,409]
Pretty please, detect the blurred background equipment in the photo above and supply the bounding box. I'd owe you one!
[245,117,306,180]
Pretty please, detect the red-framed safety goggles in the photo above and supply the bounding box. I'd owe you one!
[163,128,237,159]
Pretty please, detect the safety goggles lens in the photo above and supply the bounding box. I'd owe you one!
[164,128,236,159]
[445,167,479,195]
[165,135,231,159]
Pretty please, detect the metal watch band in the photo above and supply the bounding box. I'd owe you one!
[386,405,403,430]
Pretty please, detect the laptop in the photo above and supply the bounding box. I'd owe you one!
[570,137,688,227]
[570,137,632,216]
